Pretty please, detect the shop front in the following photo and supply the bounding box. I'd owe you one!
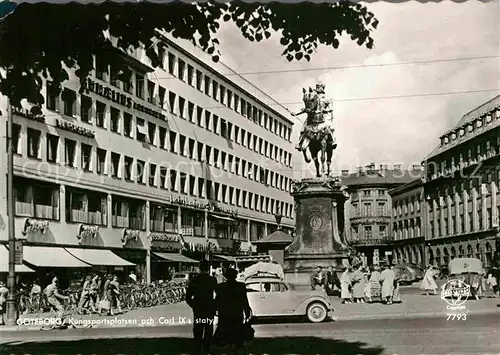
[149,231,197,280]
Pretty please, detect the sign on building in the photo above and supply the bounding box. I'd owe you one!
[14,240,23,265]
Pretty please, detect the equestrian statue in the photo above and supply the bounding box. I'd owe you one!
[292,81,337,178]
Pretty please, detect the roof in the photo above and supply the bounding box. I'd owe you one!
[341,169,423,188]
[252,230,293,244]
[426,95,500,160]
[388,178,424,196]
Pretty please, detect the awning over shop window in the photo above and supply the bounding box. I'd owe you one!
[210,214,235,222]
[23,246,91,268]
[0,245,35,273]
[211,254,235,262]
[65,248,135,267]
[153,253,198,263]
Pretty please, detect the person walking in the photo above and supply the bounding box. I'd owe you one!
[78,275,92,309]
[380,264,395,305]
[391,266,402,303]
[368,265,382,303]
[340,267,352,304]
[215,268,252,353]
[420,266,438,295]
[186,260,218,355]
[0,281,8,325]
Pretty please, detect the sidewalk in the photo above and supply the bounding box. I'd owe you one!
[2,294,499,331]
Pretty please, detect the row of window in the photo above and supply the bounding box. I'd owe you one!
[393,218,422,240]
[13,124,294,197]
[351,202,387,217]
[94,50,292,144]
[430,171,500,199]
[351,189,386,199]
[429,206,499,239]
[18,127,294,218]
[428,133,500,180]
[45,87,293,168]
[439,108,499,148]
[14,181,285,241]
[393,196,422,217]
[352,225,387,239]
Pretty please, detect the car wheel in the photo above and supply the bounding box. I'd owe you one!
[306,302,327,323]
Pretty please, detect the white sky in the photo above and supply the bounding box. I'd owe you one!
[214,1,500,179]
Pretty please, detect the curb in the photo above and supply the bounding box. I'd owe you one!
[2,308,499,332]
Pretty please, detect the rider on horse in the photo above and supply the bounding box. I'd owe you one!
[292,82,337,167]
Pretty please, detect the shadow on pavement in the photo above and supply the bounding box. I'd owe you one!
[0,336,385,355]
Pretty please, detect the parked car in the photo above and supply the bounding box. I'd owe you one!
[409,264,425,280]
[245,275,333,323]
[171,272,199,283]
[394,263,422,285]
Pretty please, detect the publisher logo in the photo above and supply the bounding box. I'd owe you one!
[441,279,470,309]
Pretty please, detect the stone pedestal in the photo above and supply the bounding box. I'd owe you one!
[284,178,350,283]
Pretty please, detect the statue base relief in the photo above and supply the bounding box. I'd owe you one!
[283,177,350,285]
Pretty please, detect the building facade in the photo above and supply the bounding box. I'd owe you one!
[0,35,295,283]
[343,163,423,265]
[389,178,427,266]
[423,95,500,268]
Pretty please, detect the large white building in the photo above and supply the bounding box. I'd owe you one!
[0,34,295,283]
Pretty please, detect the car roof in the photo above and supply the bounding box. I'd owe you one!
[245,277,283,283]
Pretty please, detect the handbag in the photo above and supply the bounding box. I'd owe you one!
[99,298,110,310]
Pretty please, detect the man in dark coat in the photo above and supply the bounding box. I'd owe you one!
[186,260,218,355]
[325,265,341,296]
[215,267,252,351]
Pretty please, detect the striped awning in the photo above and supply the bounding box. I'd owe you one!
[0,245,35,273]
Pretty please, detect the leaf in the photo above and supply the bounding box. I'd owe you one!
[223,14,231,21]
[295,52,303,60]
[332,38,339,49]
[212,55,220,63]
[286,54,293,62]
[280,37,289,46]
[255,33,263,41]
[264,31,271,39]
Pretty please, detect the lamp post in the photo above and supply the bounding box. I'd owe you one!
[5,98,17,325]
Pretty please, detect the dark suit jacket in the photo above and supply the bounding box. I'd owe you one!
[215,281,251,320]
[327,271,340,288]
[186,273,218,316]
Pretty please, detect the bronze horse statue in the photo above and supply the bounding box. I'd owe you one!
[297,88,337,177]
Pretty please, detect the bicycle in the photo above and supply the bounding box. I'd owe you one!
[36,290,93,330]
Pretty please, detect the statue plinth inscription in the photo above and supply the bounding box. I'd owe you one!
[284,178,350,275]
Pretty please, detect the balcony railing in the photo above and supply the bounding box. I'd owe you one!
[15,201,34,217]
[112,215,129,228]
[194,226,203,236]
[350,236,394,246]
[35,204,59,220]
[129,217,145,230]
[71,210,107,225]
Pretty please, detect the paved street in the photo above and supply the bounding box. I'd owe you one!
[1,313,498,354]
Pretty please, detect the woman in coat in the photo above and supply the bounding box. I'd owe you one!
[340,267,352,304]
[351,265,365,303]
[379,264,395,305]
[368,265,382,303]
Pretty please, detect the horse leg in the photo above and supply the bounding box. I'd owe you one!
[310,145,321,178]
[320,139,327,176]
[302,138,311,163]
[327,142,334,176]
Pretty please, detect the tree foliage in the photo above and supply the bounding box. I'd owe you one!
[0,1,378,107]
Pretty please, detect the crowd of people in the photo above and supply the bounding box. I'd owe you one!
[310,264,403,305]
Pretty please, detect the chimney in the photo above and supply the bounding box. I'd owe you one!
[393,164,402,170]
[341,169,349,176]
[364,162,376,171]
[356,166,363,173]
[412,164,422,171]
[380,164,388,171]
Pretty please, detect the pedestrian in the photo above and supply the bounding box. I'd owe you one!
[29,279,42,312]
[486,271,498,297]
[340,267,352,304]
[392,266,402,303]
[78,275,92,309]
[102,274,116,316]
[214,267,252,352]
[351,265,365,303]
[325,265,340,296]
[110,275,123,314]
[0,280,8,325]
[43,277,69,322]
[186,260,218,355]
[420,266,438,295]
[379,264,395,305]
[310,266,325,291]
[89,274,100,312]
[368,265,382,303]
[128,271,137,284]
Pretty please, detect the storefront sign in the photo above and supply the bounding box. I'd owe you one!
[14,240,23,265]
[86,79,166,121]
[77,224,99,243]
[21,218,49,236]
[12,106,45,123]
[56,119,95,138]
[121,229,140,246]
[149,233,178,242]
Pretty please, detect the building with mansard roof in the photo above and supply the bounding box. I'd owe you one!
[0,34,295,283]
[423,95,500,268]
